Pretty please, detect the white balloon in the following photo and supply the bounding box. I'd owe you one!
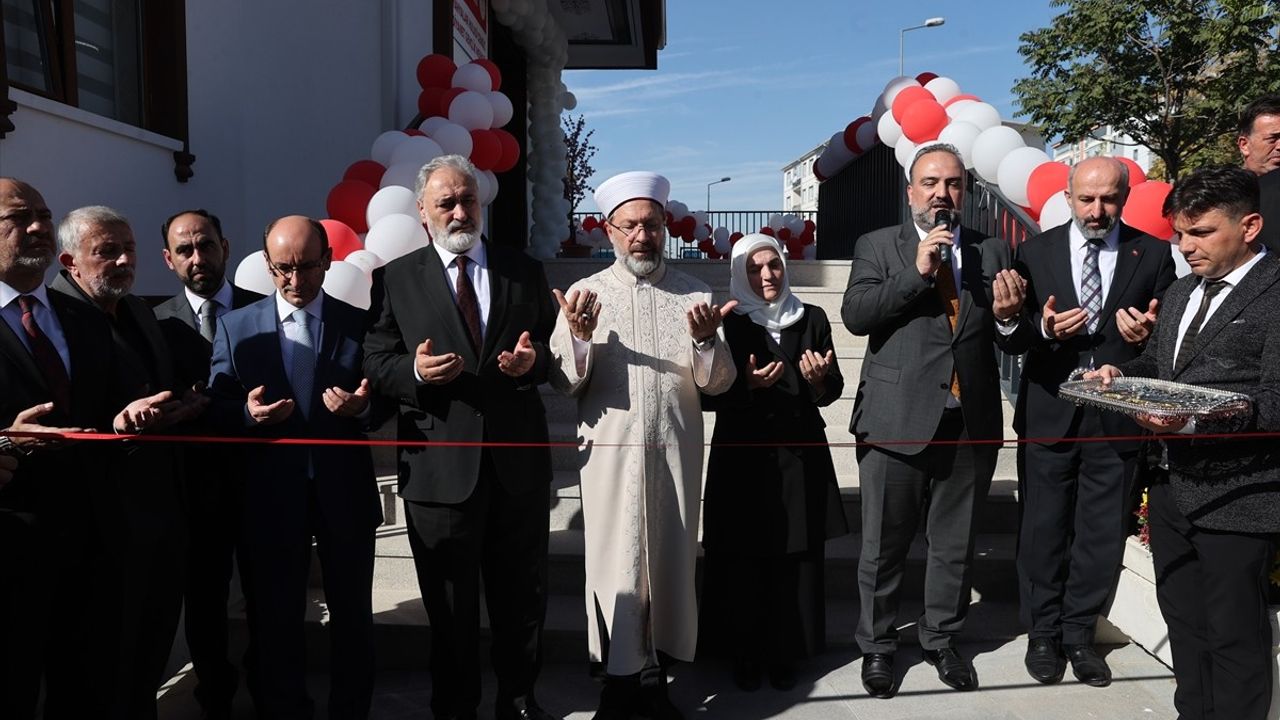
[1038,191,1072,231]
[694,223,711,241]
[560,91,577,111]
[826,131,854,165]
[856,119,878,151]
[937,121,983,170]
[882,76,920,107]
[323,261,373,310]
[944,99,978,120]
[768,213,785,231]
[784,215,805,236]
[488,92,515,128]
[480,170,499,205]
[366,185,418,229]
[971,125,1025,183]
[452,63,494,92]
[233,251,276,296]
[802,243,818,260]
[343,249,384,274]
[365,213,429,263]
[389,135,444,168]
[713,233,731,255]
[473,171,492,207]
[692,211,709,227]
[370,131,408,166]
[588,226,607,248]
[420,116,450,136]
[924,77,962,105]
[954,101,1002,131]
[712,226,729,243]
[429,121,474,157]
[815,151,842,180]
[380,161,422,190]
[895,135,919,172]
[448,90,495,131]
[871,94,890,122]
[877,112,903,148]
[996,147,1052,207]
[668,201,690,221]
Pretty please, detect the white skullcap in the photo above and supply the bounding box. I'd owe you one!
[594,171,670,218]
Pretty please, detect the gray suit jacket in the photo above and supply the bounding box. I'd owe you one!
[842,223,1017,454]
[1119,252,1280,533]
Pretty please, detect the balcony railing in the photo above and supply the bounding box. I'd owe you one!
[571,210,819,259]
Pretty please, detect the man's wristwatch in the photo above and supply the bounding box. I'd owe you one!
[0,435,28,457]
[995,314,1019,328]
[692,335,716,352]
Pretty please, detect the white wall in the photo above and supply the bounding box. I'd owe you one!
[0,0,434,295]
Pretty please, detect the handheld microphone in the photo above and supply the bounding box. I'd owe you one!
[933,209,954,263]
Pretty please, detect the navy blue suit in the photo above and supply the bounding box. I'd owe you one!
[209,292,382,720]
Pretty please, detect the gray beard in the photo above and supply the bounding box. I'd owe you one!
[86,273,132,302]
[1073,214,1114,240]
[13,253,52,272]
[621,253,660,277]
[437,230,481,254]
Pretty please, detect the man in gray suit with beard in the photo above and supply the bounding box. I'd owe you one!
[1088,166,1280,720]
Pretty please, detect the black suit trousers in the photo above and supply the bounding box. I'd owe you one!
[1016,407,1134,644]
[0,510,43,719]
[403,449,550,716]
[855,409,997,653]
[1149,482,1275,720]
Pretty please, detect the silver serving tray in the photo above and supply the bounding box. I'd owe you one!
[1058,372,1253,421]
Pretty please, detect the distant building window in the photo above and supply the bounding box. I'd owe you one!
[2,0,187,139]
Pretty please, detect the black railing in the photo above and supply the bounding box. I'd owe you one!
[571,210,819,259]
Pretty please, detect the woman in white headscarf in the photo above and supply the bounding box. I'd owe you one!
[700,234,847,691]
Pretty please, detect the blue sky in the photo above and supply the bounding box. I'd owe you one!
[564,1,1059,214]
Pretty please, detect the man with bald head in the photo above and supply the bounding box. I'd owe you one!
[209,215,382,719]
[1002,156,1176,687]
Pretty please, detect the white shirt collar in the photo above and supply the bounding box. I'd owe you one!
[275,288,325,323]
[1212,245,1268,287]
[184,280,234,317]
[1068,221,1121,251]
[432,239,487,270]
[913,221,962,247]
[0,280,53,310]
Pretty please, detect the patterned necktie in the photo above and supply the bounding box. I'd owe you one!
[935,257,961,400]
[291,309,315,417]
[454,255,483,352]
[1080,239,1103,334]
[18,295,72,411]
[1174,279,1229,371]
[198,299,218,343]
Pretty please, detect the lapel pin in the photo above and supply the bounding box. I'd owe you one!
[1131,249,1139,256]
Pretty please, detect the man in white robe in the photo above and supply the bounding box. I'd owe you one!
[550,171,736,720]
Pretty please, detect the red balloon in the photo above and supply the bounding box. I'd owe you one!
[472,59,503,92]
[813,165,827,182]
[1026,161,1070,214]
[442,87,467,115]
[759,226,776,237]
[900,99,948,143]
[1122,181,1175,240]
[492,128,521,173]
[943,93,981,108]
[417,54,457,90]
[843,116,872,154]
[803,219,816,232]
[469,129,502,171]
[404,129,426,137]
[915,71,939,85]
[801,227,816,244]
[418,87,447,118]
[342,160,386,188]
[891,86,933,123]
[787,239,806,258]
[325,180,376,234]
[665,211,674,224]
[581,216,597,231]
[681,216,698,235]
[1116,157,1147,186]
[777,227,793,242]
[682,228,696,243]
[319,219,362,261]
[729,232,744,245]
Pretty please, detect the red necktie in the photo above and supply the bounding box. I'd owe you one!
[454,255,483,352]
[18,294,72,411]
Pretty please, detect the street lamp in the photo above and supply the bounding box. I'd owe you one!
[706,177,731,215]
[899,17,945,76]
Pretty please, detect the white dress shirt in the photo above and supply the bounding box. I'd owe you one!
[275,289,324,384]
[0,281,72,375]
[414,242,492,384]
[184,280,235,325]
[1173,247,1268,363]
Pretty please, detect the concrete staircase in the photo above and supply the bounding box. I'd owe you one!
[315,258,1026,667]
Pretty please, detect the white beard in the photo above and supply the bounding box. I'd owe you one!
[621,252,661,277]
[429,217,484,254]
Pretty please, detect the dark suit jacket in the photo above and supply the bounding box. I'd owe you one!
[1258,168,1280,254]
[1005,222,1177,447]
[842,223,1017,454]
[208,293,382,533]
[154,283,264,391]
[363,241,556,504]
[1119,252,1280,533]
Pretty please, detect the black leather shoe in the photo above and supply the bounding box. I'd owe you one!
[860,653,895,698]
[767,660,796,691]
[922,647,977,691]
[1064,644,1112,687]
[638,684,685,720]
[496,696,562,720]
[591,679,637,720]
[1024,637,1066,684]
[731,656,762,692]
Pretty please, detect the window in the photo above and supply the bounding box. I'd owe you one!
[2,0,187,143]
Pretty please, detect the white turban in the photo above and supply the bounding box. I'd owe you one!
[594,171,670,218]
[729,234,805,332]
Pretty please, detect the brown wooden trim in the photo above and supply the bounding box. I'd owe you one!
[433,0,453,59]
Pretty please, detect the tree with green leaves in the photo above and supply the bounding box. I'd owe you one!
[1014,0,1280,181]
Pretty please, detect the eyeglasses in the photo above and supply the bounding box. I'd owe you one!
[267,260,325,278]
[605,220,665,237]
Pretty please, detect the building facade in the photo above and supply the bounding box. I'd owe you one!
[1051,125,1154,171]
[781,142,825,213]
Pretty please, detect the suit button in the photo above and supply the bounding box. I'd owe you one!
[474,410,482,417]
[939,383,948,389]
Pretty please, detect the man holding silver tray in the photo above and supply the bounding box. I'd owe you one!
[1085,166,1280,720]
